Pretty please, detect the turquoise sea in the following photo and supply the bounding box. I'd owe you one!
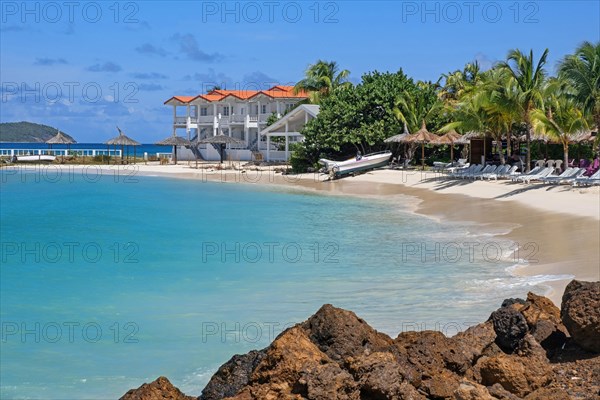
[0,168,570,399]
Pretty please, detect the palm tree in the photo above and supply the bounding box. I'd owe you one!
[500,49,549,171]
[294,60,351,104]
[558,41,600,152]
[442,67,518,164]
[531,92,588,168]
[439,61,482,104]
[393,82,442,134]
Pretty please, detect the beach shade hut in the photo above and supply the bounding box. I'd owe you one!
[404,122,438,170]
[432,129,462,162]
[106,127,141,163]
[198,134,245,164]
[156,135,191,164]
[455,131,484,163]
[46,129,76,156]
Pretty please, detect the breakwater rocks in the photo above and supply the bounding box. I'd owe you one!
[121,280,599,400]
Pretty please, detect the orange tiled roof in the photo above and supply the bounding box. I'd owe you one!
[163,95,196,104]
[166,85,307,104]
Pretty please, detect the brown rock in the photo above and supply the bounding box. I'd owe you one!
[476,353,552,397]
[229,326,358,399]
[561,280,600,353]
[394,331,470,397]
[119,376,195,400]
[200,350,266,400]
[453,321,497,361]
[395,331,472,376]
[453,379,494,400]
[521,292,568,352]
[524,387,572,400]
[486,383,521,400]
[490,306,528,352]
[346,351,422,399]
[301,304,394,362]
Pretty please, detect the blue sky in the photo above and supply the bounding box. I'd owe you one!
[1,0,598,142]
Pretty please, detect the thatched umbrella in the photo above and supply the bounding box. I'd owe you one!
[432,129,462,162]
[198,134,245,163]
[405,122,438,170]
[106,127,141,163]
[156,135,191,164]
[46,129,76,157]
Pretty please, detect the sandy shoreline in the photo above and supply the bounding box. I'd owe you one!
[4,162,599,305]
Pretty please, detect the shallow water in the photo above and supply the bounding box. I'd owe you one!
[0,170,569,399]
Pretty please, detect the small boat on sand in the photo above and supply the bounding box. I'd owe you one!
[14,155,56,163]
[319,151,392,178]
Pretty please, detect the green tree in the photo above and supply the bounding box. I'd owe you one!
[499,48,549,171]
[393,81,442,134]
[439,61,483,105]
[296,70,419,167]
[531,89,588,168]
[558,41,600,154]
[294,60,352,104]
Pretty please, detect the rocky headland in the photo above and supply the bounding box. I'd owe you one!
[121,280,599,399]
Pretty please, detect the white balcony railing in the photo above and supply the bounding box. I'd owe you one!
[174,116,187,124]
[230,115,245,123]
[197,115,214,123]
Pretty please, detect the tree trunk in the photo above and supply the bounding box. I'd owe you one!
[563,141,569,171]
[526,124,532,172]
[506,132,512,158]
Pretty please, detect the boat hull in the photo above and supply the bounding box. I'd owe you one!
[319,151,391,178]
[15,155,56,162]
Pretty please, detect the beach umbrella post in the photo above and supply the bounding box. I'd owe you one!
[156,135,192,165]
[106,127,141,165]
[46,129,76,162]
[405,121,437,170]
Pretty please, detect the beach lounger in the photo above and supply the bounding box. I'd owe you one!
[446,162,470,175]
[471,165,498,180]
[572,169,600,186]
[487,165,518,180]
[555,168,586,185]
[510,166,542,182]
[520,167,554,184]
[540,167,576,184]
[449,164,475,178]
[460,164,483,179]
[482,165,508,180]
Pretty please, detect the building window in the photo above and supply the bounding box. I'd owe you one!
[240,107,245,115]
[261,105,267,114]
[200,107,208,116]
[223,106,230,116]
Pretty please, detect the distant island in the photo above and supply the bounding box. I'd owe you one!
[0,121,74,143]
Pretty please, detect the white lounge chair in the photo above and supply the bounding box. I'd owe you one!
[511,166,542,182]
[540,167,576,184]
[572,169,600,186]
[483,165,508,180]
[490,165,519,180]
[471,165,498,180]
[520,167,554,184]
[460,164,483,179]
[450,164,477,178]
